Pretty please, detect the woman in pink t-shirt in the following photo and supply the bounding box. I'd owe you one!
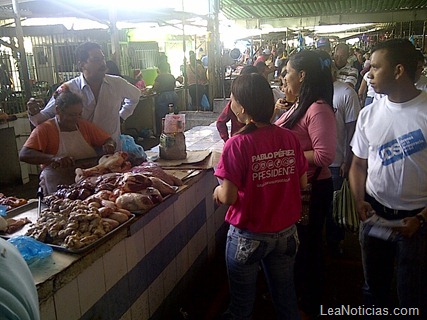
[214,73,308,319]
[275,50,336,317]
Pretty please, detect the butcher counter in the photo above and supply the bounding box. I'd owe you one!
[30,124,228,320]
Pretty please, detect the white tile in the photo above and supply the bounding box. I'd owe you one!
[194,180,204,203]
[175,246,189,280]
[103,241,128,291]
[54,278,81,320]
[125,229,146,271]
[207,235,217,259]
[144,215,161,254]
[39,297,56,320]
[205,193,215,219]
[162,258,177,297]
[148,276,164,316]
[120,308,132,320]
[130,290,150,320]
[188,226,207,264]
[206,214,215,240]
[184,185,197,213]
[214,206,227,231]
[173,197,187,225]
[77,259,106,315]
[159,205,175,238]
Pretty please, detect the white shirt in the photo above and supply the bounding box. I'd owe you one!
[351,92,427,209]
[331,81,361,167]
[29,74,141,148]
[0,238,40,320]
[336,64,358,87]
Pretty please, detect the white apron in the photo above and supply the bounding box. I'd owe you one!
[40,118,98,195]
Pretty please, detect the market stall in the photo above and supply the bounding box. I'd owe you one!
[123,88,187,137]
[1,123,227,319]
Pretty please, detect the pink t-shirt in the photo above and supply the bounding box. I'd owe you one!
[215,125,308,233]
[275,100,336,180]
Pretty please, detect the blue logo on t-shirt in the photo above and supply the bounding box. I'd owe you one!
[378,129,426,165]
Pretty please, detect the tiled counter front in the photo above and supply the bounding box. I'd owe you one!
[35,170,228,320]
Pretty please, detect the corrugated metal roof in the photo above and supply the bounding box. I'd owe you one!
[220,0,427,20]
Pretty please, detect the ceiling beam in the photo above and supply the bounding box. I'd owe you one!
[234,9,427,29]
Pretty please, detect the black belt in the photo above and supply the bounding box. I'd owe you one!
[365,194,423,220]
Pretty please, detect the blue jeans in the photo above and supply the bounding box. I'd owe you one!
[225,224,300,320]
[360,198,427,316]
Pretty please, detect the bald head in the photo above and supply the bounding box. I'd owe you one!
[334,43,350,69]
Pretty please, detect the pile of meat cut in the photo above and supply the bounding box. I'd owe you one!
[23,153,184,250]
[0,193,28,211]
[46,152,183,213]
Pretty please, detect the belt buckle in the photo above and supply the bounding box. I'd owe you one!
[383,205,399,216]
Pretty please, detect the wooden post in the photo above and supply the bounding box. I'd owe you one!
[12,0,31,101]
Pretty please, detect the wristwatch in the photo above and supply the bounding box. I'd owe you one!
[415,213,426,228]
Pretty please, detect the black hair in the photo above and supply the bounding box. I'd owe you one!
[75,42,102,65]
[278,58,289,77]
[158,61,171,73]
[371,39,418,82]
[231,73,274,135]
[255,61,267,74]
[240,65,258,75]
[106,60,121,76]
[53,84,83,112]
[284,50,334,129]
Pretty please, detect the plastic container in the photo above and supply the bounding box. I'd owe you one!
[163,114,185,134]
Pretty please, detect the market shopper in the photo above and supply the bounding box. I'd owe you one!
[333,43,359,89]
[349,39,427,315]
[20,85,115,195]
[272,60,296,122]
[325,59,361,256]
[275,50,336,318]
[186,51,208,110]
[0,238,40,320]
[214,73,308,320]
[27,42,141,149]
[153,61,179,135]
[216,65,257,142]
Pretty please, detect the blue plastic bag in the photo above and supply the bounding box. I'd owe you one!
[120,134,147,166]
[7,236,52,264]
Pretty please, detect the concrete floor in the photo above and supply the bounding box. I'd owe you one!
[176,232,365,320]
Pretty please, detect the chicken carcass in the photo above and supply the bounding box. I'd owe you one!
[131,162,183,186]
[75,152,132,182]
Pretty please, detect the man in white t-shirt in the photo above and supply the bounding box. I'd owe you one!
[349,39,427,314]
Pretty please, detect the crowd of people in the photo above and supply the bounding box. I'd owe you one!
[5,37,427,320]
[215,38,427,319]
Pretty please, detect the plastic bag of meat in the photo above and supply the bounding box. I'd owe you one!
[131,162,183,186]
